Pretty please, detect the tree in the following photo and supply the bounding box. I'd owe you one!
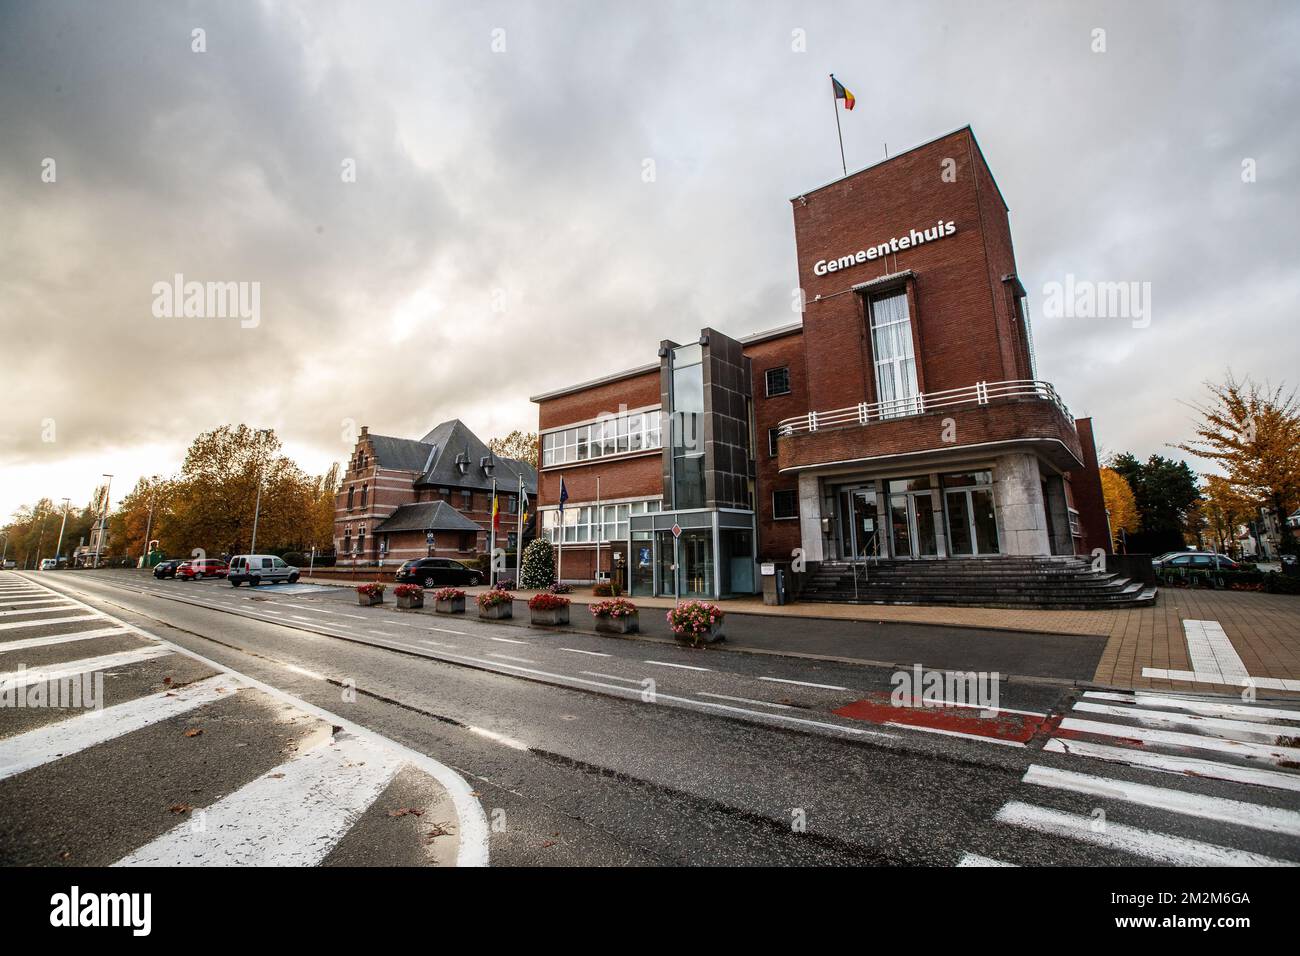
[1098,467,1138,551]
[308,462,341,553]
[489,430,539,469]
[109,476,173,563]
[1109,452,1201,554]
[519,538,555,589]
[1176,373,1300,555]
[1200,475,1252,557]
[166,425,316,556]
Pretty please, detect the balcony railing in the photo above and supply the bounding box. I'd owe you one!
[776,379,1072,437]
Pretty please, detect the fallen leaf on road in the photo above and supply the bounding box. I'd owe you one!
[183,728,203,738]
[388,807,424,818]
[169,803,192,814]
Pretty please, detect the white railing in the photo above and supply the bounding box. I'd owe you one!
[777,379,1072,437]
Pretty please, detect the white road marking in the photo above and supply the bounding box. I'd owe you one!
[337,613,368,620]
[1072,701,1295,743]
[884,721,1025,747]
[0,675,239,781]
[697,692,793,710]
[0,614,99,631]
[0,599,70,608]
[0,646,173,689]
[644,660,710,672]
[1058,716,1300,765]
[1141,667,1300,692]
[0,626,132,653]
[283,663,327,681]
[1083,690,1300,723]
[558,647,610,657]
[0,603,77,616]
[418,639,458,649]
[1043,738,1300,792]
[289,616,316,623]
[1022,764,1300,836]
[580,671,645,684]
[17,575,490,866]
[382,620,468,636]
[896,696,1047,718]
[488,653,536,665]
[957,853,1017,867]
[488,636,529,645]
[994,801,1295,866]
[114,733,405,867]
[758,676,847,691]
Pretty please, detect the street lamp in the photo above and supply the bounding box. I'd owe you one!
[94,475,113,568]
[53,498,71,569]
[141,477,160,569]
[249,430,272,555]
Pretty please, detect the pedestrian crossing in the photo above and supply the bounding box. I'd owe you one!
[961,689,1300,866]
[0,572,485,866]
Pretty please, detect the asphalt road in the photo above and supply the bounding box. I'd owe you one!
[4,569,1299,867]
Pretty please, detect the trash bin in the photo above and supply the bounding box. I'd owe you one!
[1282,554,1299,578]
[760,561,786,606]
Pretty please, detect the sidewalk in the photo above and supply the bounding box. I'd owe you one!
[303,577,1300,694]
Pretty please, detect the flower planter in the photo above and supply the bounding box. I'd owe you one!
[357,593,383,607]
[674,622,724,645]
[479,602,513,620]
[435,597,466,615]
[396,594,424,610]
[530,606,570,627]
[594,612,639,635]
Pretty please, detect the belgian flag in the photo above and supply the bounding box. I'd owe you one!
[832,75,855,110]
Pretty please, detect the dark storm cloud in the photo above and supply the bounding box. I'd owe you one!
[1,0,1297,512]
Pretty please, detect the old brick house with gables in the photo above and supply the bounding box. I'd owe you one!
[529,126,1155,608]
[335,419,537,569]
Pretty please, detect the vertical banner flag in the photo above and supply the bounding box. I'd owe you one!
[831,75,855,109]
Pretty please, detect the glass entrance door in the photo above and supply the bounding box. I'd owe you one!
[839,487,880,560]
[942,472,1000,556]
[887,477,938,558]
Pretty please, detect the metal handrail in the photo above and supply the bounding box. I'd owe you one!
[776,379,1072,437]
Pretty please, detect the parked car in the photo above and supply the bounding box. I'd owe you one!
[177,558,229,580]
[228,554,300,587]
[395,557,483,588]
[1154,551,1241,571]
[1,560,15,570]
[153,559,183,579]
[38,558,58,571]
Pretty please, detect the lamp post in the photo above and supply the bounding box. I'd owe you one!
[33,504,50,569]
[53,498,71,568]
[93,475,113,568]
[140,477,160,569]
[249,430,271,555]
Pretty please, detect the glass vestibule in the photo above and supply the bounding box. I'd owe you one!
[888,476,938,558]
[834,471,999,559]
[839,487,882,560]
[942,471,999,556]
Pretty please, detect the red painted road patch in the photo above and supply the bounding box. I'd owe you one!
[833,694,1052,744]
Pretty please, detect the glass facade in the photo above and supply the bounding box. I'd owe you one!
[834,470,1001,559]
[541,410,662,467]
[670,343,706,510]
[541,499,661,544]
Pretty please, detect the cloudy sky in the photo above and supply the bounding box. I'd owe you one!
[2,0,1297,517]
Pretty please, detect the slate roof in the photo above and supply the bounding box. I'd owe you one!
[372,501,482,534]
[364,419,537,495]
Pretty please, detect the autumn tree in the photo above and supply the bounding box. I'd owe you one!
[109,476,174,564]
[1200,475,1252,556]
[1098,467,1139,551]
[166,425,316,557]
[1176,373,1300,553]
[308,462,341,553]
[488,430,539,469]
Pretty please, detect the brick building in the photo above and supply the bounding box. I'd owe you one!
[530,127,1114,600]
[334,419,537,569]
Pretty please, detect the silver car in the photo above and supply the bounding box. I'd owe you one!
[228,554,300,587]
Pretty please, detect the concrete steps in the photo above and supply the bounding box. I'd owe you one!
[797,557,1157,610]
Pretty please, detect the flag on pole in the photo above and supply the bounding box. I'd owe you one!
[520,487,529,524]
[832,75,855,110]
[492,489,501,531]
[558,478,568,512]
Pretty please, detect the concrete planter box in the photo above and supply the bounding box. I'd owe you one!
[674,623,724,645]
[479,602,513,620]
[594,613,639,635]
[396,594,424,610]
[357,592,384,607]
[530,606,570,627]
[435,597,466,615]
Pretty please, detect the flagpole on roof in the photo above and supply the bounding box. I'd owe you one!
[830,74,847,177]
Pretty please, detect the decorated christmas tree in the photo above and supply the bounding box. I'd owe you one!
[519,538,556,590]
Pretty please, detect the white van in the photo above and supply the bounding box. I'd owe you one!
[39,558,58,571]
[228,554,300,587]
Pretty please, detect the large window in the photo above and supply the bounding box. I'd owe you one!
[541,499,662,544]
[869,291,919,417]
[541,410,662,467]
[671,343,706,509]
[765,366,791,396]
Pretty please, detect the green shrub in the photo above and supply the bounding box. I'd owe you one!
[519,539,555,590]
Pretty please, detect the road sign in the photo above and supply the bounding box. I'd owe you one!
[671,523,682,539]
[425,531,434,545]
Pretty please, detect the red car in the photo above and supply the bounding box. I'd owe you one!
[176,558,229,580]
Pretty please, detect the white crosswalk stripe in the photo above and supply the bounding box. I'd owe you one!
[960,690,1300,866]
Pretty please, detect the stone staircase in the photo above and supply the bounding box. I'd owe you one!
[797,555,1157,609]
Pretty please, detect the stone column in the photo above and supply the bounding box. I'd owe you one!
[993,453,1050,555]
[797,472,824,564]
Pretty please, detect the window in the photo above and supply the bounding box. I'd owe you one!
[360,483,368,508]
[765,366,791,397]
[541,499,661,544]
[869,291,919,417]
[461,490,473,511]
[768,427,780,458]
[347,485,355,511]
[541,410,663,467]
[772,489,799,520]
